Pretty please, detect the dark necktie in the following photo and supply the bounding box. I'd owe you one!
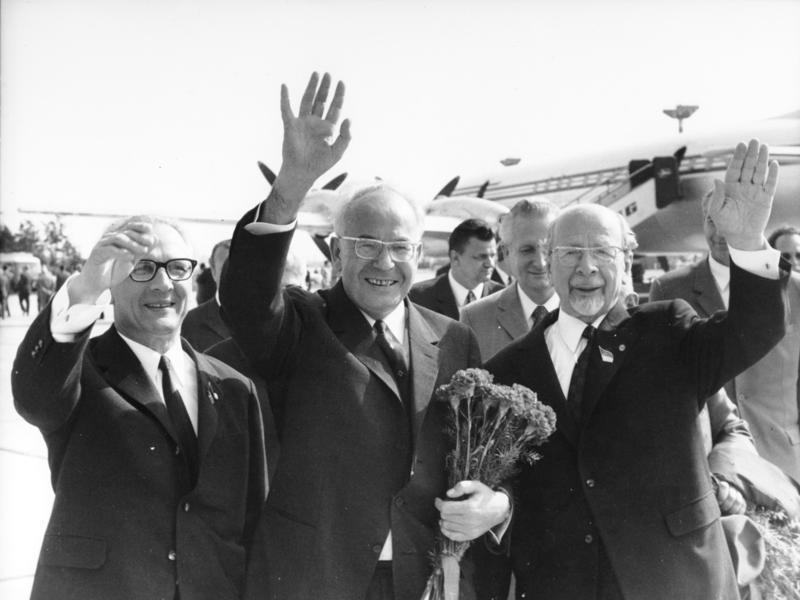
[566,325,596,422]
[465,290,476,305]
[530,305,548,330]
[374,320,408,382]
[158,356,198,479]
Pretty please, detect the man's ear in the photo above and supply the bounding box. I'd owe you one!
[448,248,459,266]
[330,237,343,268]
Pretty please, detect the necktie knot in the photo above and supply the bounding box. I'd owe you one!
[530,305,548,329]
[465,290,476,305]
[582,325,596,342]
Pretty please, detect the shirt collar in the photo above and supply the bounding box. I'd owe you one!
[359,302,407,344]
[516,284,559,317]
[707,254,730,292]
[554,310,605,353]
[117,332,188,388]
[448,270,483,307]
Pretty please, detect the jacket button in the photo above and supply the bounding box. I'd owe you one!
[394,497,405,507]
[168,550,177,561]
[183,502,190,512]
[175,446,181,456]
[372,544,382,554]
[584,534,594,544]
[585,478,596,488]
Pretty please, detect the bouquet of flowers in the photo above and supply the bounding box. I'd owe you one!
[749,508,800,599]
[421,368,556,600]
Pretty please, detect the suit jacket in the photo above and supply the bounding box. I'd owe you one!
[12,310,267,600]
[409,273,503,321]
[650,258,800,483]
[485,261,787,600]
[460,284,530,361]
[181,298,231,352]
[205,337,280,483]
[220,211,485,600]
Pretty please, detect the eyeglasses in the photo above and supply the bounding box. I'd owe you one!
[129,259,198,282]
[338,236,421,263]
[551,246,624,267]
[780,251,800,262]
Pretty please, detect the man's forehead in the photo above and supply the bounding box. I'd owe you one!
[146,223,194,258]
[554,210,621,244]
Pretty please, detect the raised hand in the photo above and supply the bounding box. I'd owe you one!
[267,73,351,219]
[706,138,780,250]
[68,222,155,304]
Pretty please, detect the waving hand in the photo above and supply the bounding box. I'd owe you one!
[266,72,351,223]
[706,139,780,250]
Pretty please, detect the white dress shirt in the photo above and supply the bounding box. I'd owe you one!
[448,271,484,311]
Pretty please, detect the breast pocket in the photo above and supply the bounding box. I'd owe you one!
[39,534,107,569]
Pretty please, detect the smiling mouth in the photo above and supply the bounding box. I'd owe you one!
[145,301,175,309]
[365,277,397,287]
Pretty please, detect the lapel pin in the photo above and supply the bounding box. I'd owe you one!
[618,344,626,351]
[599,347,614,363]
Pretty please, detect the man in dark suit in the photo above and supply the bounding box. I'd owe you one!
[461,198,560,361]
[182,238,231,351]
[409,219,502,320]
[13,216,267,600]
[485,139,787,600]
[650,194,800,484]
[221,72,510,600]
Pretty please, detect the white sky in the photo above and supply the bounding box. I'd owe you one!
[1,0,799,258]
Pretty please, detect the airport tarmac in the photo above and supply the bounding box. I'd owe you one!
[0,302,110,599]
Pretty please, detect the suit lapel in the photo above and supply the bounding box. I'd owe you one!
[327,282,403,402]
[186,342,220,464]
[516,310,581,446]
[434,275,459,319]
[693,258,725,317]
[407,300,440,446]
[92,327,179,445]
[496,285,528,341]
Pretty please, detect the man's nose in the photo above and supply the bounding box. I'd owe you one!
[373,246,396,269]
[149,266,174,288]
[575,250,599,273]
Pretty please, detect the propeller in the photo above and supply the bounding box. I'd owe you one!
[434,176,460,198]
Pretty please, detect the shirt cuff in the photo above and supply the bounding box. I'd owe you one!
[728,245,780,280]
[243,202,297,234]
[50,275,111,342]
[487,487,513,544]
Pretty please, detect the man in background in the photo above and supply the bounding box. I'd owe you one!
[409,218,502,320]
[461,199,560,360]
[182,239,231,352]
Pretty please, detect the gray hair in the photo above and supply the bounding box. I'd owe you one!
[333,183,425,238]
[499,198,561,246]
[547,204,638,255]
[104,214,190,246]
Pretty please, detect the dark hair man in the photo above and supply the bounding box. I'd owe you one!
[409,218,502,320]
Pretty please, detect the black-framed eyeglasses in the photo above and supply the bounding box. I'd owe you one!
[550,246,624,267]
[338,236,421,263]
[129,259,198,282]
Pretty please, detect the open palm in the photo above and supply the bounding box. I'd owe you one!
[280,72,351,185]
[707,139,779,248]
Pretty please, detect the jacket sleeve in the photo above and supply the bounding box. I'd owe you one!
[12,304,92,435]
[677,261,787,402]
